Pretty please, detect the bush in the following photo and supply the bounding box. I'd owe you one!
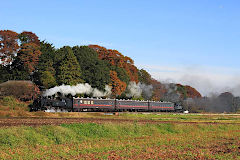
[0,96,29,112]
[0,80,40,101]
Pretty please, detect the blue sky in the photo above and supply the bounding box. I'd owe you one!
[1,0,240,95]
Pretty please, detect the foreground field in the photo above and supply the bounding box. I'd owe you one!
[1,97,240,159]
[0,121,239,159]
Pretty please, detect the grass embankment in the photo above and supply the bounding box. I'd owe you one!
[0,96,31,117]
[0,123,239,159]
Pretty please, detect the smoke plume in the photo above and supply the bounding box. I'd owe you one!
[126,81,153,99]
[43,83,111,97]
[162,83,181,103]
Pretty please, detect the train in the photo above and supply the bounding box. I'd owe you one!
[30,96,183,112]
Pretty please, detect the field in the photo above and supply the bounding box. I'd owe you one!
[0,114,239,159]
[0,97,240,159]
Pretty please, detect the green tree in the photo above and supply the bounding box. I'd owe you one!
[56,46,83,85]
[110,65,130,85]
[0,65,10,83]
[72,46,110,90]
[3,55,30,81]
[33,41,56,87]
[40,71,57,88]
[138,69,152,85]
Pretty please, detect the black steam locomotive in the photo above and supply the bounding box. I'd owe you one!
[31,96,183,112]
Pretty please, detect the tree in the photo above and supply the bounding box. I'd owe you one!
[0,65,11,83]
[72,46,110,90]
[40,71,57,89]
[17,43,42,73]
[109,70,126,97]
[112,66,130,85]
[89,45,139,83]
[138,69,152,85]
[56,46,83,85]
[0,30,19,65]
[18,31,40,45]
[33,41,56,87]
[151,79,167,101]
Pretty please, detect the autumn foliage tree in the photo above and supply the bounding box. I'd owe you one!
[17,43,42,73]
[89,45,139,83]
[151,79,167,101]
[0,30,19,65]
[176,84,201,99]
[18,31,40,45]
[109,70,126,97]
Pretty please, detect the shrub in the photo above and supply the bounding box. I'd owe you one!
[0,80,40,101]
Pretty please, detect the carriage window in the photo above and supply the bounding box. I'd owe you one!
[91,101,94,104]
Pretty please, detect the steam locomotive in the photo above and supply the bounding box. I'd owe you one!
[31,96,183,112]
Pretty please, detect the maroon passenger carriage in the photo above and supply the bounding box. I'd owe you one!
[73,97,175,112]
[73,97,115,112]
[116,99,149,111]
[149,101,175,111]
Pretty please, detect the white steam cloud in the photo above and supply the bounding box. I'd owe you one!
[43,83,112,97]
[139,64,240,96]
[127,81,153,98]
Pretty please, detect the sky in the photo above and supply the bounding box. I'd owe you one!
[1,0,240,96]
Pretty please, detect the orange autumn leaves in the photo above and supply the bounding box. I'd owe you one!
[0,30,41,73]
[109,70,127,97]
[0,30,19,64]
[18,43,41,73]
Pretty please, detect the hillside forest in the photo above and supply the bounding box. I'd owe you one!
[0,30,239,113]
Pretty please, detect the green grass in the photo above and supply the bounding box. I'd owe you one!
[120,112,240,123]
[0,122,239,159]
[0,96,31,117]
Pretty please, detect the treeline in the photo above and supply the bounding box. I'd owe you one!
[0,30,141,97]
[1,29,199,101]
[2,29,239,112]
